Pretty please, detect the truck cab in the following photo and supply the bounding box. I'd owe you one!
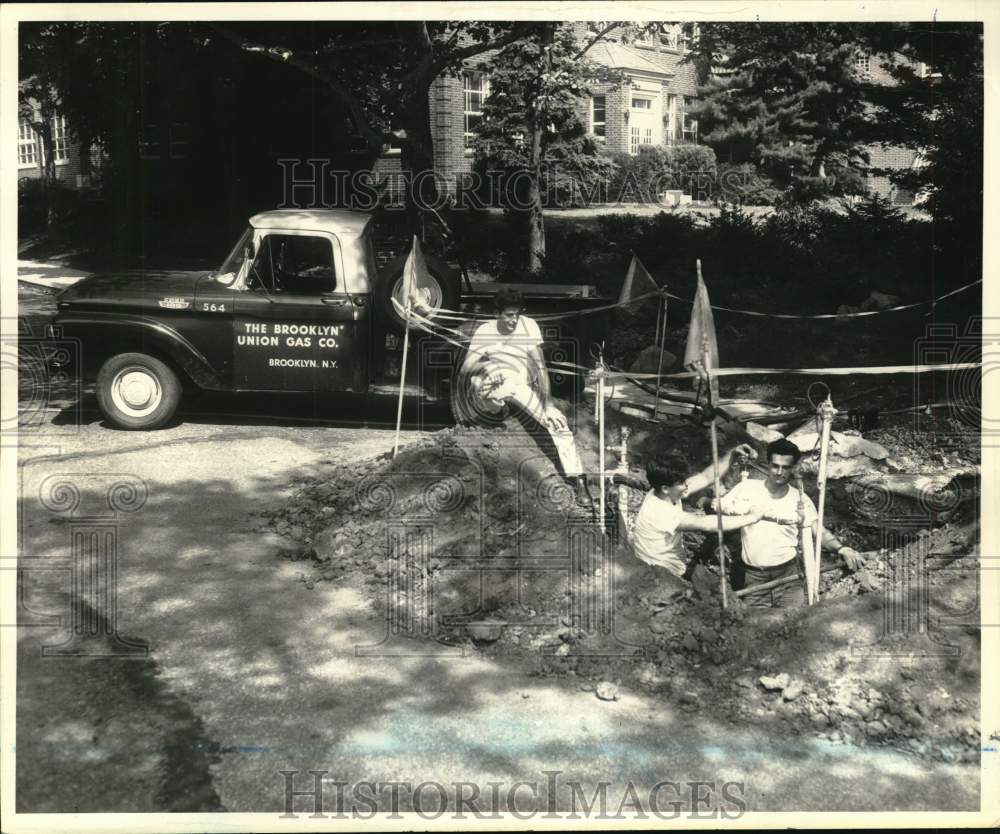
[50,209,609,429]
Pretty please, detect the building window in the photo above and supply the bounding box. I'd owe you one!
[855,52,871,79]
[625,128,656,153]
[90,141,105,171]
[169,122,190,158]
[631,97,652,110]
[18,117,38,168]
[665,94,678,143]
[659,24,681,50]
[680,96,698,143]
[50,115,69,164]
[381,123,403,155]
[681,23,700,50]
[591,95,606,138]
[463,72,490,149]
[634,29,656,47]
[140,123,160,159]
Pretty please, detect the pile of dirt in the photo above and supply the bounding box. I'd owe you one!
[255,399,982,766]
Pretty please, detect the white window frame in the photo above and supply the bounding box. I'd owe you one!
[51,114,69,165]
[630,126,640,155]
[665,94,678,144]
[659,24,681,50]
[18,116,38,169]
[631,96,653,110]
[463,71,490,150]
[634,29,656,48]
[855,51,871,79]
[590,95,606,140]
[680,96,698,143]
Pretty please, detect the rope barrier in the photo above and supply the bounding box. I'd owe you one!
[425,278,979,325]
[393,301,981,384]
[555,359,980,380]
[659,278,981,320]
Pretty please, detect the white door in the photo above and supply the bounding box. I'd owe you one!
[628,91,662,154]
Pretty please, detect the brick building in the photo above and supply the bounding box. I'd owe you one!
[17,108,98,189]
[18,26,927,209]
[853,49,934,205]
[373,23,703,198]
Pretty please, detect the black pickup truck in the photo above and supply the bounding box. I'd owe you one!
[49,209,611,428]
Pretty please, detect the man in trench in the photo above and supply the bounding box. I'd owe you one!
[461,288,592,506]
[713,438,865,607]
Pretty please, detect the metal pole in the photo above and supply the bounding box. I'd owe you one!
[796,473,815,604]
[654,291,663,346]
[597,366,606,535]
[814,395,836,601]
[704,337,727,609]
[652,290,669,421]
[392,255,415,458]
[616,426,630,546]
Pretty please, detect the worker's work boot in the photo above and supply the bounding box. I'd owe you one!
[573,475,594,508]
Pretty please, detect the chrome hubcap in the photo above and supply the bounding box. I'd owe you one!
[393,275,444,312]
[110,367,162,417]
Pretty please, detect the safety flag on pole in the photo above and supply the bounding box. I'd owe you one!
[401,235,435,318]
[683,264,719,402]
[617,253,659,313]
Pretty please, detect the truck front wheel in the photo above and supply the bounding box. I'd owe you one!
[96,353,182,430]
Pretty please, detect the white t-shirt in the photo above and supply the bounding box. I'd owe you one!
[631,491,687,577]
[466,317,543,378]
[718,479,817,568]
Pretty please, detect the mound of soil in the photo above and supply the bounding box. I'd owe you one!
[255,398,982,767]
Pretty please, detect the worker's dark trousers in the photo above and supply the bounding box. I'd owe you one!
[741,560,806,608]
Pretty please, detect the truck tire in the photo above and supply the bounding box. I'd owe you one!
[374,254,461,333]
[96,352,182,430]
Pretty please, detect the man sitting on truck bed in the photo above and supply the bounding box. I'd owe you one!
[462,288,593,507]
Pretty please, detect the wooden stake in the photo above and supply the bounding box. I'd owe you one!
[814,396,836,601]
[796,474,815,604]
[652,291,669,421]
[705,338,727,609]
[597,366,606,535]
[392,255,415,458]
[654,291,663,345]
[617,426,630,546]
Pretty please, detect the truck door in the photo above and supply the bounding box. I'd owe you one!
[232,230,365,392]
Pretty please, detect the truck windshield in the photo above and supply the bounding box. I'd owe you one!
[215,228,253,286]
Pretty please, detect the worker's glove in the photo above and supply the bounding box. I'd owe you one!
[838,546,865,571]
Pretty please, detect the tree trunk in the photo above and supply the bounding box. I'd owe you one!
[526,125,545,274]
[30,115,57,229]
[400,86,436,238]
[526,25,555,275]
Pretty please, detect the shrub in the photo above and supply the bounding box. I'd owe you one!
[714,163,782,206]
[605,145,718,204]
[18,177,81,235]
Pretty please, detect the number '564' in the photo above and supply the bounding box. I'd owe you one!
[202,303,225,312]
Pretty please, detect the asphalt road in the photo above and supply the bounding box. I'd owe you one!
[14,406,981,816]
